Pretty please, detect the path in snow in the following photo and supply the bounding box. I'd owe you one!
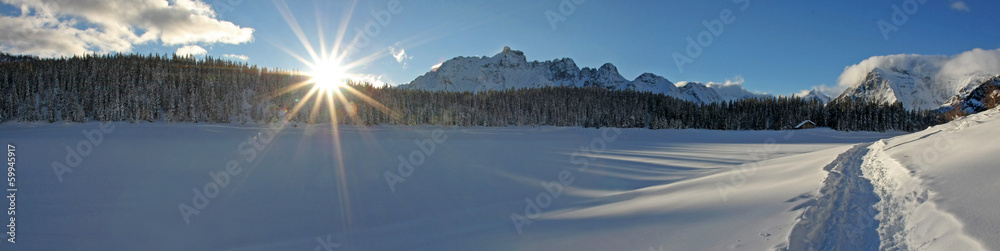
[787,143,881,250]
[789,130,990,250]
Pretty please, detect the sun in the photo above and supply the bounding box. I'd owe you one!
[270,0,410,233]
[309,59,348,91]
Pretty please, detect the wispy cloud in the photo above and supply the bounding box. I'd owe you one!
[389,46,412,69]
[223,54,249,61]
[0,0,254,57]
[950,1,970,12]
[176,45,207,56]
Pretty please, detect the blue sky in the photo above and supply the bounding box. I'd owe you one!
[1,0,998,95]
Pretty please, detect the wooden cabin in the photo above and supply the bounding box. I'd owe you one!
[795,120,816,129]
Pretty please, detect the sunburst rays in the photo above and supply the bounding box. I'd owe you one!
[268,0,401,234]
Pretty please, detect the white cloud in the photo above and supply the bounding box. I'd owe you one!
[223,53,248,61]
[703,76,769,101]
[430,62,443,72]
[937,48,1000,81]
[0,0,254,57]
[354,74,389,87]
[837,54,948,88]
[703,75,745,88]
[175,45,206,56]
[837,48,1000,88]
[950,1,970,12]
[389,46,412,69]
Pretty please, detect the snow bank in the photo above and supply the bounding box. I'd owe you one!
[876,108,1000,250]
[864,140,985,250]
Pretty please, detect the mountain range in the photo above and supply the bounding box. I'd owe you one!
[398,46,771,104]
[399,47,1000,110]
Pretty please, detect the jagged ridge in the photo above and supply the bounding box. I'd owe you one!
[398,46,761,104]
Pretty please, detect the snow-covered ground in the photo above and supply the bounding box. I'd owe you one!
[786,108,1000,251]
[870,108,1000,250]
[0,117,995,250]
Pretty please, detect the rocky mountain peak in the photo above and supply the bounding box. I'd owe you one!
[399,47,762,104]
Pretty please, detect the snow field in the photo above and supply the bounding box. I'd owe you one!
[0,123,907,250]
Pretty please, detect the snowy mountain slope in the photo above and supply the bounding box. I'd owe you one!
[834,67,975,110]
[942,75,1000,113]
[794,89,832,103]
[399,47,763,104]
[630,72,680,94]
[834,48,1000,110]
[674,81,725,104]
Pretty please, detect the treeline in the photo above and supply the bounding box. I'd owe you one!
[0,52,944,131]
[341,86,943,131]
[0,52,37,63]
[0,52,309,124]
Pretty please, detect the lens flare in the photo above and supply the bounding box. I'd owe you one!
[269,0,403,234]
